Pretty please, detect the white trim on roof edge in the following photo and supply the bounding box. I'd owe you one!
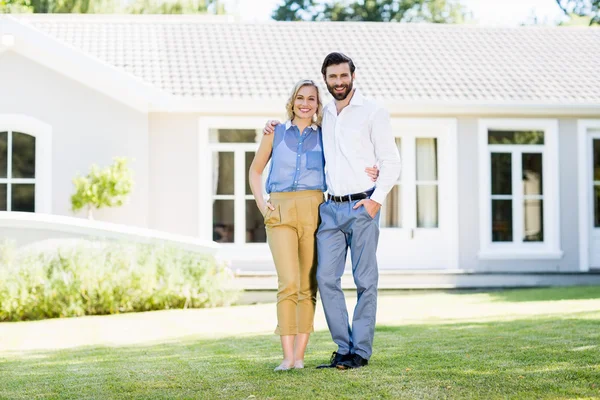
[0,15,171,113]
[159,98,600,116]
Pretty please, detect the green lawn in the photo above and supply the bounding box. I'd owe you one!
[1,287,600,399]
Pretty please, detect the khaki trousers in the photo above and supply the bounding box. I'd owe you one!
[265,190,324,336]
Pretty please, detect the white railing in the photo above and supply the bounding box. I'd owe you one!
[0,211,220,254]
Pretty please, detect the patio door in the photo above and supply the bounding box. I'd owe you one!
[375,119,458,270]
[587,131,600,268]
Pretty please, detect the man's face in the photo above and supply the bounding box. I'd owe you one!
[324,63,354,101]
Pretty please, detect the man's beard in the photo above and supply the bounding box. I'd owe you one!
[327,80,354,101]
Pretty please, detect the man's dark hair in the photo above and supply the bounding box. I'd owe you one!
[321,52,356,76]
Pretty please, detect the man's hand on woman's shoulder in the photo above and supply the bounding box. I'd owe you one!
[263,120,280,135]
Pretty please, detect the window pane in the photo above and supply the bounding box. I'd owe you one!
[214,152,234,195]
[488,130,544,145]
[594,139,600,181]
[524,199,544,242]
[210,129,257,144]
[12,132,36,179]
[246,200,266,243]
[245,152,255,195]
[395,138,402,181]
[417,185,438,228]
[522,153,543,195]
[12,184,35,212]
[0,184,6,211]
[416,138,437,181]
[381,185,401,228]
[491,153,512,195]
[0,132,7,178]
[492,200,513,242]
[213,200,234,243]
[594,186,600,228]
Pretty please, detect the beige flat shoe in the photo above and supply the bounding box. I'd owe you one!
[274,362,293,371]
[294,361,304,369]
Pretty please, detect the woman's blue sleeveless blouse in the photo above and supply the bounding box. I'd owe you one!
[265,121,326,194]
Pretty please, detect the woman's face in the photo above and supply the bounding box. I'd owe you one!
[293,85,318,120]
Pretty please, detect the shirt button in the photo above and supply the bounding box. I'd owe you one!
[297,154,300,157]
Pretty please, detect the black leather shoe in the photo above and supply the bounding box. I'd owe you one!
[316,351,351,369]
[336,354,369,369]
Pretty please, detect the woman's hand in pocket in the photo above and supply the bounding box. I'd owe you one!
[365,165,380,182]
[261,201,275,217]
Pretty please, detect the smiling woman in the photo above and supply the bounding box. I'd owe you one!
[248,79,327,371]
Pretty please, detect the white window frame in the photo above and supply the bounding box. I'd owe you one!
[478,118,562,260]
[378,118,459,270]
[198,116,275,244]
[577,119,600,272]
[0,114,52,213]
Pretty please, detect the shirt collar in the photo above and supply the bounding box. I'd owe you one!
[326,88,363,115]
[285,120,318,131]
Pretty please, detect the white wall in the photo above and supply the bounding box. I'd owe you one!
[0,52,149,227]
[148,113,199,236]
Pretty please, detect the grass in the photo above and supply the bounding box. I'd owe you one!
[1,287,600,399]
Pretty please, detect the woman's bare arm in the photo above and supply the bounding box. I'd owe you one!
[249,132,275,215]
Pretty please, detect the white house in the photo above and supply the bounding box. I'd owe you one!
[1,14,600,287]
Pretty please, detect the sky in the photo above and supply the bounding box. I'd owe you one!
[224,0,567,25]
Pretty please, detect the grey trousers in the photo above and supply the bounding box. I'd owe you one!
[316,199,380,360]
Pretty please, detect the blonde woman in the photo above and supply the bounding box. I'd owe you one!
[249,80,378,371]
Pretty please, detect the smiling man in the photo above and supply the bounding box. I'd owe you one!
[263,52,401,369]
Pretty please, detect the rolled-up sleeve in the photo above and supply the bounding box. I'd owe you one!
[369,107,401,205]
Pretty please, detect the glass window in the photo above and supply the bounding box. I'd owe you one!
[492,199,513,242]
[213,200,234,243]
[524,199,543,242]
[0,132,7,179]
[0,131,36,213]
[214,152,234,195]
[12,132,36,179]
[210,129,265,244]
[246,199,266,243]
[488,130,546,244]
[381,137,401,228]
[0,184,6,211]
[12,184,35,212]
[593,139,600,228]
[210,129,257,144]
[491,153,512,195]
[488,130,544,145]
[416,138,438,228]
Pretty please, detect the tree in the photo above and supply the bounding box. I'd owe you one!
[271,0,317,21]
[0,0,224,14]
[272,0,469,23]
[127,0,225,14]
[555,0,600,25]
[71,157,134,220]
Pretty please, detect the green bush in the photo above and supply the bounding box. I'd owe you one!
[71,157,134,220]
[0,239,239,321]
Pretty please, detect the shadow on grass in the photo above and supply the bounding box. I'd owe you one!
[1,316,599,400]
[239,287,600,307]
[485,286,600,303]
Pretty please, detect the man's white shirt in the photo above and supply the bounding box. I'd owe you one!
[321,88,401,205]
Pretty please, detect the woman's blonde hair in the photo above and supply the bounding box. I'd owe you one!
[285,79,323,126]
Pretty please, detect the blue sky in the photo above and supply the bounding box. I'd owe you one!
[225,0,567,25]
